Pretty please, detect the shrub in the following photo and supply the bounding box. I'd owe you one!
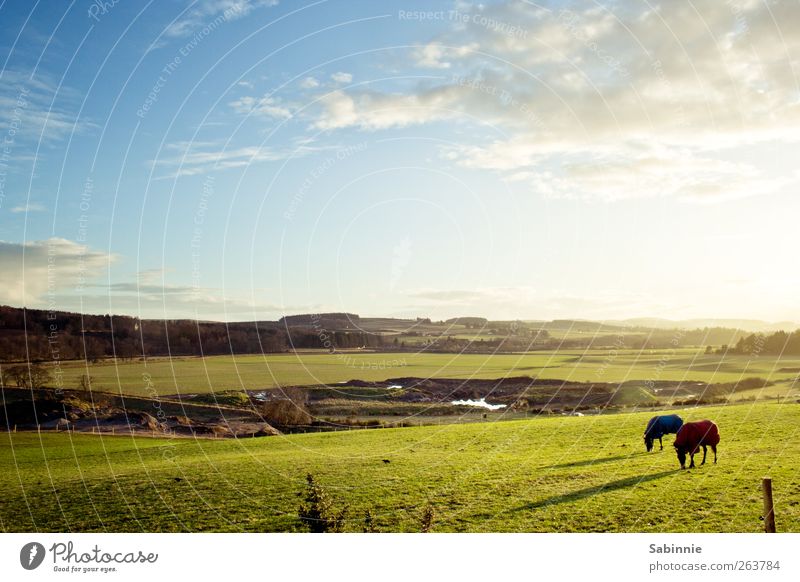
[262,387,312,426]
[420,502,435,533]
[363,509,378,533]
[298,473,348,533]
[193,391,251,407]
[262,399,312,426]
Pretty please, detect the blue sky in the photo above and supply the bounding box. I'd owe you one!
[1,0,799,322]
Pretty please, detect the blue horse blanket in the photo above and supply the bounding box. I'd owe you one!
[645,414,684,439]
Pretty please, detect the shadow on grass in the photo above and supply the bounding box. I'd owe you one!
[544,451,649,470]
[512,470,676,512]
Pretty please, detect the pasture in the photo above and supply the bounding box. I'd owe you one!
[55,349,800,397]
[2,401,799,532]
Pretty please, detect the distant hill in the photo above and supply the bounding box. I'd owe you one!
[613,318,797,333]
[278,313,360,329]
[444,317,488,328]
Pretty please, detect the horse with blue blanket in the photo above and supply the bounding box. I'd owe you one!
[644,414,684,452]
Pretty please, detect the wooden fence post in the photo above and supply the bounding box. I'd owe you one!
[762,477,776,533]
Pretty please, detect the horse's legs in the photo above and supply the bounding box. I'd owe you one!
[701,445,707,465]
[712,444,717,464]
[689,452,696,469]
[659,436,663,451]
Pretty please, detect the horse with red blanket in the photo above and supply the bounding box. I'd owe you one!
[673,420,720,469]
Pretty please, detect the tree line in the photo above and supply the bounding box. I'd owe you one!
[1,305,790,363]
[728,330,800,356]
[0,306,382,362]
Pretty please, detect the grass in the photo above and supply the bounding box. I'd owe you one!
[52,349,800,397]
[2,401,799,532]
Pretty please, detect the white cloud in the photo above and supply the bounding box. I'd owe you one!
[0,238,112,306]
[447,138,797,202]
[77,281,305,320]
[9,203,47,213]
[136,268,170,285]
[0,70,92,144]
[0,242,301,319]
[153,140,319,178]
[165,0,278,38]
[413,42,478,69]
[314,87,466,131]
[330,71,353,83]
[414,43,452,69]
[314,91,357,130]
[311,0,800,203]
[529,151,788,203]
[299,76,320,89]
[228,94,292,119]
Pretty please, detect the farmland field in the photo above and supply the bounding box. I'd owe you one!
[2,401,799,532]
[55,349,800,397]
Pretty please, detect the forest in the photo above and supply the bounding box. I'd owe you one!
[0,306,380,362]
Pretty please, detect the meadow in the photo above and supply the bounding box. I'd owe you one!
[56,349,800,397]
[2,401,799,532]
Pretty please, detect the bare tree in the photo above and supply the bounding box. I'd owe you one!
[2,364,51,389]
[28,364,51,389]
[78,374,94,392]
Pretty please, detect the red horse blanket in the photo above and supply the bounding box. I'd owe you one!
[674,420,720,453]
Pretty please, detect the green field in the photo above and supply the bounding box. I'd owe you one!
[56,349,800,397]
[2,402,799,532]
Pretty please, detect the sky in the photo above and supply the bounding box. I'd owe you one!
[0,0,798,323]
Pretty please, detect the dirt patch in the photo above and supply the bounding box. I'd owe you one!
[2,388,280,439]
